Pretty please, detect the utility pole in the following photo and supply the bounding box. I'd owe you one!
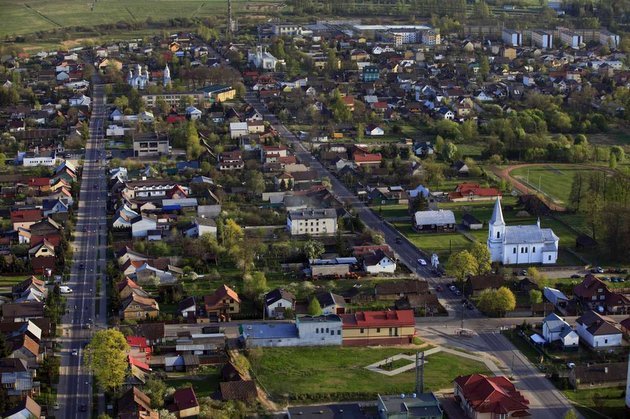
[415,351,425,394]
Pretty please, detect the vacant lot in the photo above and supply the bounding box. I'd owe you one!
[250,346,490,401]
[563,387,626,419]
[0,0,279,37]
[510,165,604,206]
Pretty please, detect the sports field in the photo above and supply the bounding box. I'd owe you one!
[0,0,279,37]
[510,165,605,205]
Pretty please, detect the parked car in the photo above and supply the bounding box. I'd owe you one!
[570,274,580,279]
[417,258,427,266]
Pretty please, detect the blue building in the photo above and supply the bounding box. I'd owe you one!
[362,66,380,82]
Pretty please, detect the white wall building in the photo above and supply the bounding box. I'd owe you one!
[487,198,559,265]
[502,29,523,47]
[287,208,338,236]
[575,311,622,349]
[248,47,280,71]
[532,30,553,49]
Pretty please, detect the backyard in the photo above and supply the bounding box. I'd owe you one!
[249,346,491,401]
[563,387,626,419]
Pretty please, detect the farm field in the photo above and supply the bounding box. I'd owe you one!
[0,0,280,37]
[509,165,605,206]
[250,346,491,401]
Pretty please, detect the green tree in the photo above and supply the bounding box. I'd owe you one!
[446,250,476,287]
[477,287,516,316]
[243,271,268,299]
[84,329,129,392]
[186,121,203,160]
[563,410,578,419]
[307,297,323,316]
[114,95,129,111]
[222,219,244,249]
[529,289,543,305]
[609,153,617,169]
[441,142,458,162]
[302,240,325,260]
[245,170,266,195]
[0,152,6,168]
[144,378,167,408]
[469,242,491,275]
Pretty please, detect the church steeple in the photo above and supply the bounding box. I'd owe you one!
[163,64,171,87]
[488,197,505,243]
[490,196,505,226]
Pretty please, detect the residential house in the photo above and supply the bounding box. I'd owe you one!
[340,310,415,346]
[573,274,630,314]
[167,387,200,418]
[451,160,469,176]
[112,204,140,229]
[287,208,338,236]
[352,148,382,167]
[133,132,170,157]
[315,292,346,315]
[464,274,504,297]
[204,285,240,321]
[363,249,397,274]
[541,313,579,348]
[8,334,40,368]
[449,183,501,202]
[229,122,248,139]
[0,358,38,397]
[453,374,530,418]
[544,287,569,309]
[569,362,627,390]
[131,216,157,239]
[29,218,62,247]
[2,302,45,322]
[2,396,41,419]
[218,150,244,171]
[365,124,385,136]
[118,387,158,419]
[178,297,198,319]
[120,293,160,320]
[10,209,43,230]
[575,310,623,349]
[28,240,55,259]
[264,288,296,319]
[413,210,455,232]
[182,218,217,238]
[374,281,429,301]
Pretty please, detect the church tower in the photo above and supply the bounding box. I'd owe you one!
[163,64,171,87]
[487,197,505,263]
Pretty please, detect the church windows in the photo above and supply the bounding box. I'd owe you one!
[497,231,500,239]
[525,247,528,253]
[532,247,536,253]
[513,248,516,254]
[548,255,551,261]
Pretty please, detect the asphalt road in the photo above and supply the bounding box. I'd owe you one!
[55,79,108,418]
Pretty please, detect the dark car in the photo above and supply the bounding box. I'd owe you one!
[79,405,87,412]
[395,237,402,244]
[570,274,580,279]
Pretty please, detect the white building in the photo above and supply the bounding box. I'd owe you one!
[128,64,150,89]
[599,30,620,48]
[20,151,56,167]
[131,216,157,238]
[241,315,342,347]
[559,28,583,49]
[502,29,523,47]
[542,313,579,348]
[575,311,622,349]
[363,250,397,275]
[272,24,303,36]
[248,46,280,71]
[287,208,338,236]
[487,198,559,265]
[532,30,553,49]
[264,288,296,319]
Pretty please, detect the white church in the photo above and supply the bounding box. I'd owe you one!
[487,197,559,265]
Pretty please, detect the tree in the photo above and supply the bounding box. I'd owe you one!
[0,333,10,358]
[609,153,617,169]
[477,287,516,316]
[409,195,428,213]
[245,171,265,195]
[186,121,203,160]
[144,378,167,408]
[529,289,543,305]
[85,330,129,392]
[307,297,323,316]
[446,250,477,286]
[243,271,268,299]
[222,219,244,249]
[563,410,578,419]
[469,242,491,275]
[0,152,6,168]
[302,240,325,260]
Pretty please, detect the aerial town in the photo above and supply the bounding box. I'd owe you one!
[0,0,628,418]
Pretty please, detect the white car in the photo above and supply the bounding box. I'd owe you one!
[59,286,73,294]
[417,258,427,266]
[71,349,78,356]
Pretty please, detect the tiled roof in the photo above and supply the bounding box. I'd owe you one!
[204,284,240,309]
[340,310,415,328]
[454,374,529,415]
[219,380,257,401]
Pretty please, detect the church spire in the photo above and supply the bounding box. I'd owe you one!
[490,197,505,225]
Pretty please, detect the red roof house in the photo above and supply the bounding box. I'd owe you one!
[340,310,415,346]
[454,374,530,417]
[352,150,382,166]
[10,209,43,230]
[167,387,200,418]
[449,182,502,202]
[204,284,241,321]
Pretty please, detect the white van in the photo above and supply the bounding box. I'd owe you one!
[59,286,73,294]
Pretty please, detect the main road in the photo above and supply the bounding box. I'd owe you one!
[242,89,579,418]
[56,78,108,418]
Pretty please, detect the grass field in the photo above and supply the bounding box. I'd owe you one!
[510,165,605,205]
[563,387,626,419]
[0,275,29,287]
[393,223,473,258]
[164,365,221,398]
[0,0,278,37]
[250,346,490,400]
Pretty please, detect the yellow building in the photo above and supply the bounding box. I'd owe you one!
[340,310,415,346]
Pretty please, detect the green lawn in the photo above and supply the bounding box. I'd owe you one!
[372,204,409,219]
[250,346,490,401]
[392,223,473,258]
[563,387,626,419]
[0,0,280,37]
[510,165,605,205]
[164,365,221,398]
